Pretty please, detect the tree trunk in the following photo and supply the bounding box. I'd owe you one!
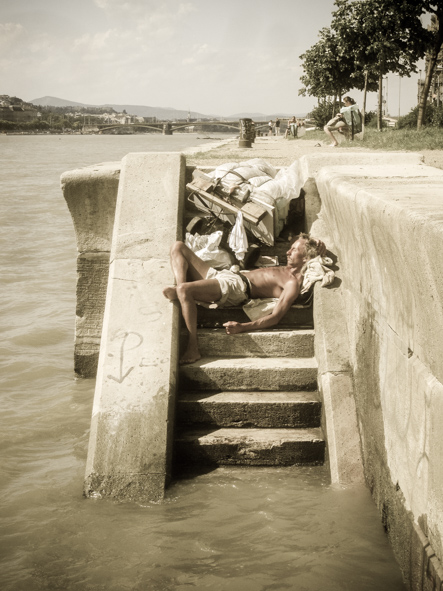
[417,36,443,129]
[377,72,383,131]
[362,70,368,139]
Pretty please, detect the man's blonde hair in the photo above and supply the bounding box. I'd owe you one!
[297,232,320,259]
[297,233,321,274]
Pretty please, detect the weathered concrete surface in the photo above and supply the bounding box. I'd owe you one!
[184,328,315,358]
[312,272,365,486]
[180,356,318,392]
[61,161,121,377]
[84,153,186,503]
[298,152,424,232]
[177,391,321,428]
[175,427,325,466]
[309,156,443,588]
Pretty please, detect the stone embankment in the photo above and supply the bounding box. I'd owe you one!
[62,135,443,591]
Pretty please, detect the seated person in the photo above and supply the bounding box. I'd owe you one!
[163,233,326,364]
[324,96,360,147]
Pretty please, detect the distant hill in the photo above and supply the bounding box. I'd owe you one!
[30,96,214,120]
[30,96,306,120]
[31,96,91,108]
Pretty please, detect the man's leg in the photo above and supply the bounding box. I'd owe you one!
[176,278,222,364]
[163,241,212,301]
[163,241,222,364]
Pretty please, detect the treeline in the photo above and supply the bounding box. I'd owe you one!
[299,0,443,131]
[34,105,118,116]
[0,117,95,132]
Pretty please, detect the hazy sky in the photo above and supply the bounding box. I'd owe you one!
[2,0,424,116]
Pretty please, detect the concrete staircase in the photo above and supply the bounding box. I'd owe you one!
[174,310,326,469]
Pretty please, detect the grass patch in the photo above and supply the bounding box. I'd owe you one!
[298,127,443,151]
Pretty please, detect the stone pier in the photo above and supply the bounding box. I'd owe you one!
[77,153,185,502]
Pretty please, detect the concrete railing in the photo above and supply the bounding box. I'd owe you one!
[305,154,443,591]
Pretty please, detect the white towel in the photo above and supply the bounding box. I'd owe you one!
[301,256,335,294]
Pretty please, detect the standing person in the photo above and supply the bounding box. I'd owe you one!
[163,234,325,364]
[285,116,296,138]
[268,120,273,136]
[324,96,361,147]
[275,117,281,136]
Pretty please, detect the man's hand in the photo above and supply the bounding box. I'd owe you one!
[223,321,243,335]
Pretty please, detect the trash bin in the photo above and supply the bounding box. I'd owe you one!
[239,118,252,148]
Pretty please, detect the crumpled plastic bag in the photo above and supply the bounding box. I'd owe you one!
[228,211,248,261]
[185,231,232,269]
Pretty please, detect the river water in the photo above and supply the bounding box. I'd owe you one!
[0,134,405,590]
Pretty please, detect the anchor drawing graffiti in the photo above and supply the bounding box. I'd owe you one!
[107,331,143,383]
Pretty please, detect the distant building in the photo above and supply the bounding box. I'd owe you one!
[0,102,38,123]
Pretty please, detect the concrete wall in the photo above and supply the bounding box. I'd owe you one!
[61,161,121,377]
[306,155,443,590]
[84,152,186,502]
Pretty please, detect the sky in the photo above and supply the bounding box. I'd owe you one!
[1,0,426,117]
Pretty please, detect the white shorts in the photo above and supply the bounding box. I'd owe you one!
[206,267,249,307]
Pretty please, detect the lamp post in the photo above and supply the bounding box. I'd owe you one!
[396,74,401,119]
[399,76,401,119]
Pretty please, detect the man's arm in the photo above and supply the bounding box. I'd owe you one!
[223,279,300,335]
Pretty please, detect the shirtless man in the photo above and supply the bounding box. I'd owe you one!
[163,233,325,364]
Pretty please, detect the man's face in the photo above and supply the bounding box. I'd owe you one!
[286,238,307,266]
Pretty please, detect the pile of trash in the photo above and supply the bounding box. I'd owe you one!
[207,158,301,238]
[186,158,302,256]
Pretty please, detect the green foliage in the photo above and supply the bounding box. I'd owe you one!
[364,111,377,125]
[331,0,427,78]
[398,104,443,128]
[299,27,353,98]
[306,100,337,128]
[357,127,443,150]
[299,0,431,126]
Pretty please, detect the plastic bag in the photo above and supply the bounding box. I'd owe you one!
[228,211,248,261]
[185,231,232,269]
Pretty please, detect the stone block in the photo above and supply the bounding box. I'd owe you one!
[75,252,110,377]
[189,328,315,358]
[84,153,186,502]
[175,427,325,466]
[61,161,120,253]
[180,357,318,392]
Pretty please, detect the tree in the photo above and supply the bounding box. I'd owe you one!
[331,0,428,130]
[417,4,443,129]
[299,27,355,116]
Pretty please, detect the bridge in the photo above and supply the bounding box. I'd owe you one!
[83,120,276,134]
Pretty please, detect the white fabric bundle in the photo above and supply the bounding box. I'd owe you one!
[228,211,248,261]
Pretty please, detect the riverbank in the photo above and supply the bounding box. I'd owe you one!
[186,134,443,170]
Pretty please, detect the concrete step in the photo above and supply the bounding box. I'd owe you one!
[179,357,318,391]
[174,427,325,466]
[177,391,321,428]
[183,328,315,358]
[196,304,313,329]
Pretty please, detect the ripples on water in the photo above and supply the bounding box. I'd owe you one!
[0,135,405,590]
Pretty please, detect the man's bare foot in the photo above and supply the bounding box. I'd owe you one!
[163,286,178,301]
[179,347,201,365]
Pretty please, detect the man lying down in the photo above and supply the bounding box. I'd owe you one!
[163,233,327,365]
